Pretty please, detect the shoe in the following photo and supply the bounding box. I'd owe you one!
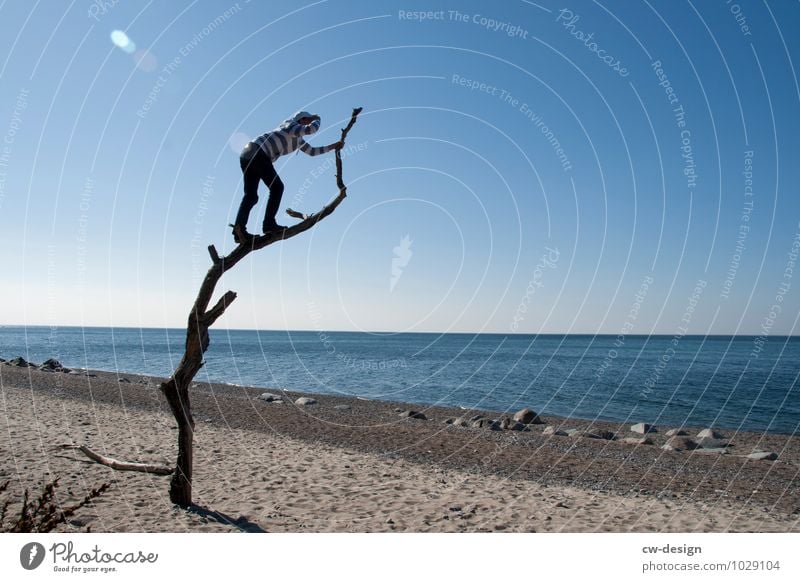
[232,224,254,244]
[262,220,287,234]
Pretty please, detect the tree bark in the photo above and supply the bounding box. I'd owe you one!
[160,107,362,506]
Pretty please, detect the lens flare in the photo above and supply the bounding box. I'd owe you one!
[110,30,136,53]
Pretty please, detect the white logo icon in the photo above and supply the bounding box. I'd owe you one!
[390,235,413,292]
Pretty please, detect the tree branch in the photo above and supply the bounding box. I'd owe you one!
[204,290,237,326]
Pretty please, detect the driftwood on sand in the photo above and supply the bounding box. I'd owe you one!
[59,444,173,476]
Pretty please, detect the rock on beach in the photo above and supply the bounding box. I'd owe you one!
[513,408,543,425]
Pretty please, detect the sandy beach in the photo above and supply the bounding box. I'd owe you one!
[0,360,798,533]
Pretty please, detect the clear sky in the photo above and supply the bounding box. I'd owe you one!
[1,0,799,335]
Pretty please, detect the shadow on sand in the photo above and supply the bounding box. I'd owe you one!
[186,504,266,533]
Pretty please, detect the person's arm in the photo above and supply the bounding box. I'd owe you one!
[298,138,342,156]
[288,117,320,137]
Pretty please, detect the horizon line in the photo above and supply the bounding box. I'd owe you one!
[2,324,798,338]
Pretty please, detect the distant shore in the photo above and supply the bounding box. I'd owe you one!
[1,361,798,532]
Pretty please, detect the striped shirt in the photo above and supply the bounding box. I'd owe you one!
[252,119,336,161]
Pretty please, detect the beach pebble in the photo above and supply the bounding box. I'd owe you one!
[696,428,726,439]
[41,358,67,371]
[295,397,318,406]
[692,447,729,455]
[543,426,569,436]
[694,437,730,450]
[621,437,654,446]
[399,410,427,420]
[666,428,689,437]
[662,436,698,451]
[334,404,352,411]
[630,422,656,434]
[745,451,778,461]
[568,429,602,439]
[258,393,283,403]
[513,408,543,425]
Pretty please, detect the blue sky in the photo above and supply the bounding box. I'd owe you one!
[1,0,799,334]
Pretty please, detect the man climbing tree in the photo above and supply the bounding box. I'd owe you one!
[69,107,362,507]
[233,111,344,243]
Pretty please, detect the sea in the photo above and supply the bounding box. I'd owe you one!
[1,326,798,434]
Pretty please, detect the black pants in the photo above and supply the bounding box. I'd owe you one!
[236,143,284,231]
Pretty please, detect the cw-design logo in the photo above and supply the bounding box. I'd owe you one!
[390,235,413,292]
[20,542,46,570]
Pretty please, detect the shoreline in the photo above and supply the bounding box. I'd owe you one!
[1,361,798,532]
[2,353,797,436]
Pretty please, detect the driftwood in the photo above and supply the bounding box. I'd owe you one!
[159,107,363,506]
[59,445,173,475]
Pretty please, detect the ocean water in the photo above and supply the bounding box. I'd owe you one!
[1,326,798,434]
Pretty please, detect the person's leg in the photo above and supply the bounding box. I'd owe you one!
[235,150,261,230]
[260,157,285,232]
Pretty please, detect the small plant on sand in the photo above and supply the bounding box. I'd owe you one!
[0,477,110,533]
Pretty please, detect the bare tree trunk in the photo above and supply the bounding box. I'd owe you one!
[159,108,362,506]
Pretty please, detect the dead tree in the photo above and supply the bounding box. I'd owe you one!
[160,107,362,506]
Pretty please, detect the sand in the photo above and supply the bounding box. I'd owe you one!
[0,362,798,532]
